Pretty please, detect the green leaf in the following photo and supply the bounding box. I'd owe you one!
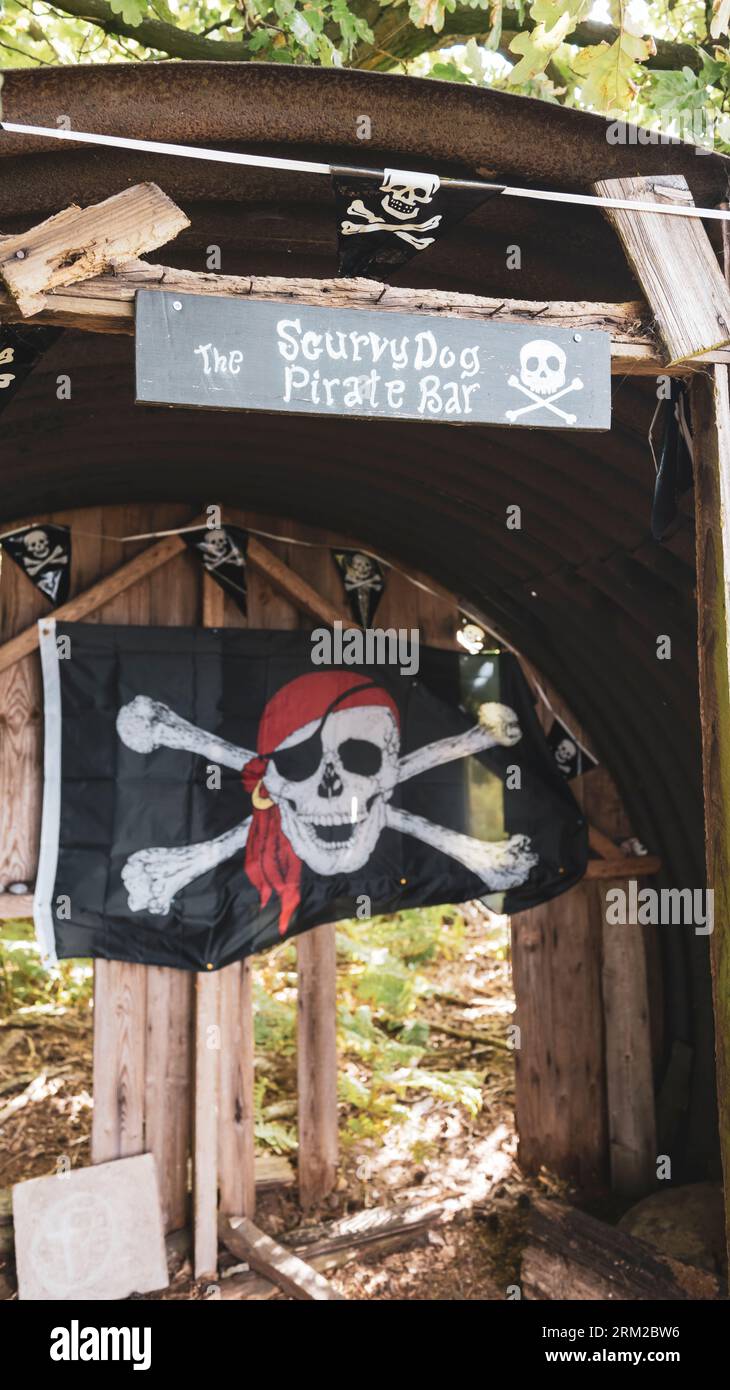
[508,12,573,84]
[572,30,655,113]
[108,0,147,26]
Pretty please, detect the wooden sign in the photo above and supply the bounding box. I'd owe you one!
[136,290,611,431]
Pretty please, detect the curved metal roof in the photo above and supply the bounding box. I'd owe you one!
[0,63,721,1170]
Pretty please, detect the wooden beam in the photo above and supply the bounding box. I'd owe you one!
[247,536,352,629]
[0,186,189,319]
[592,176,730,365]
[522,1196,719,1300]
[584,854,661,880]
[0,516,206,675]
[690,363,730,1269]
[219,1214,347,1300]
[0,256,714,375]
[297,924,339,1211]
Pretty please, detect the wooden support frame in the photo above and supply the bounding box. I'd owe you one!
[690,364,730,1266]
[0,518,352,678]
[0,185,189,319]
[3,255,730,377]
[592,175,730,365]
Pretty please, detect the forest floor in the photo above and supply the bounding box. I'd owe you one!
[0,904,562,1301]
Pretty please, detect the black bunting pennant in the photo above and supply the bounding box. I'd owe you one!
[332,549,385,626]
[0,523,71,606]
[332,167,505,280]
[0,324,62,414]
[546,718,598,780]
[183,524,248,615]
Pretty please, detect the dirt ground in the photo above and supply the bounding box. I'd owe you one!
[0,910,558,1301]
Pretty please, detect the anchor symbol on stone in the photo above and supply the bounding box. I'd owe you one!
[505,339,584,425]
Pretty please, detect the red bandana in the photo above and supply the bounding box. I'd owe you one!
[242,672,399,935]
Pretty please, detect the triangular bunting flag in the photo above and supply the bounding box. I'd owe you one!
[0,325,61,414]
[332,549,385,626]
[332,167,504,279]
[0,523,71,606]
[183,524,248,615]
[546,718,598,780]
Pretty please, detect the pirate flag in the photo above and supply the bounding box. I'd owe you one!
[183,524,248,615]
[332,549,385,626]
[546,718,598,780]
[332,167,505,280]
[0,324,61,415]
[0,523,71,606]
[34,626,588,972]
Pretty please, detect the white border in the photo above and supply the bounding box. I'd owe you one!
[33,619,60,965]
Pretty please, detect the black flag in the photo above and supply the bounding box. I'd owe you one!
[651,381,693,541]
[332,167,504,279]
[183,524,248,615]
[1,523,71,606]
[332,549,385,626]
[546,718,598,780]
[0,325,61,414]
[34,627,587,972]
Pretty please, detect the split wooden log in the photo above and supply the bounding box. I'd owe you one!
[521,1197,719,1300]
[216,1201,443,1299]
[0,185,189,319]
[0,254,722,376]
[219,1214,347,1300]
[592,176,730,365]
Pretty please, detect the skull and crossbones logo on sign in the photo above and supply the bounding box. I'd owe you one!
[116,671,538,931]
[340,169,443,251]
[505,339,584,425]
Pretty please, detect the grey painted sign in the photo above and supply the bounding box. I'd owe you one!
[135,290,611,431]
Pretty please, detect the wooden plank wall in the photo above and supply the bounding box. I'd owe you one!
[511,674,659,1195]
[0,502,460,1238]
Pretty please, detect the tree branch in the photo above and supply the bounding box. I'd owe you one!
[347,3,703,72]
[43,0,254,59]
[22,0,707,73]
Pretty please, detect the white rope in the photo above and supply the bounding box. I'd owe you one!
[3,121,730,222]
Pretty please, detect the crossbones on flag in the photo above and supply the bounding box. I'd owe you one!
[332,167,505,280]
[34,625,587,971]
[183,524,248,615]
[1,523,71,606]
[332,549,385,626]
[546,717,598,780]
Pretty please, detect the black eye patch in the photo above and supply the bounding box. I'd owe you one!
[267,728,323,783]
[339,738,382,776]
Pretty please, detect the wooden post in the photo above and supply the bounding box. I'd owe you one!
[297,924,339,1210]
[690,364,730,1266]
[511,885,607,1191]
[600,879,657,1197]
[194,966,220,1280]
